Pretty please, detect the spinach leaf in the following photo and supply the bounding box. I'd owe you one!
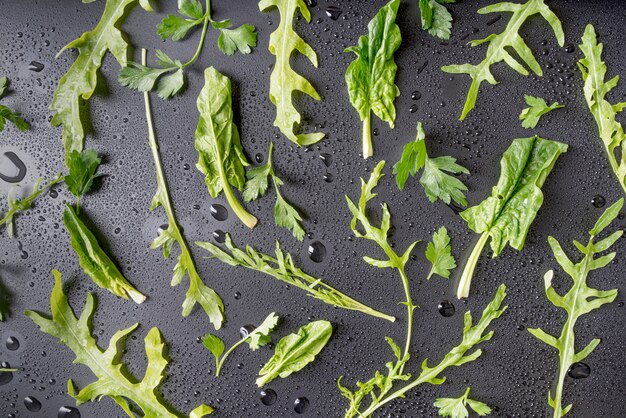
[259,0,325,146]
[442,0,564,120]
[529,199,623,417]
[257,320,332,386]
[434,387,492,418]
[519,95,564,129]
[345,0,401,158]
[457,136,567,299]
[0,77,29,132]
[426,226,456,280]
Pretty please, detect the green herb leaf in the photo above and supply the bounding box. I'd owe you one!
[259,0,325,146]
[202,334,225,365]
[529,199,623,417]
[63,204,145,304]
[195,234,395,322]
[420,0,454,40]
[519,95,564,129]
[0,77,29,132]
[25,270,212,417]
[158,14,203,41]
[212,20,257,55]
[195,67,257,228]
[65,149,102,202]
[442,0,564,120]
[0,278,12,321]
[345,0,401,158]
[0,77,8,98]
[579,24,626,195]
[243,161,272,202]
[257,320,332,386]
[457,136,567,298]
[434,387,492,418]
[426,226,456,280]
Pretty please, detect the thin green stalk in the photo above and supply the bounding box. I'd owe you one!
[219,163,258,228]
[215,339,246,377]
[182,0,212,69]
[362,112,372,159]
[457,231,489,299]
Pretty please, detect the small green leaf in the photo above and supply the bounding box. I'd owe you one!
[274,188,305,241]
[519,95,564,129]
[202,334,225,362]
[426,226,456,280]
[158,15,203,41]
[0,76,8,98]
[190,404,215,418]
[157,69,186,99]
[179,0,204,19]
[0,105,29,132]
[247,312,280,350]
[212,21,258,55]
[65,149,102,199]
[118,63,170,92]
[427,0,453,40]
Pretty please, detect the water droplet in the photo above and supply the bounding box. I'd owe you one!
[255,153,264,163]
[372,128,379,136]
[323,172,334,183]
[308,241,326,263]
[486,15,501,26]
[58,406,81,418]
[234,291,241,300]
[260,388,277,405]
[568,362,591,379]
[183,163,190,170]
[6,336,19,351]
[28,61,45,72]
[49,188,58,198]
[319,153,332,167]
[294,397,309,414]
[592,195,606,208]
[438,300,455,317]
[325,6,342,20]
[210,204,228,221]
[411,91,421,100]
[0,152,27,183]
[240,325,255,339]
[0,362,13,385]
[158,224,169,233]
[213,230,226,243]
[409,104,418,113]
[24,396,42,412]
[564,43,575,53]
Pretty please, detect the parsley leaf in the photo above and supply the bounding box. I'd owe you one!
[0,77,29,133]
[212,20,257,55]
[65,149,102,208]
[434,387,492,417]
[519,95,564,128]
[419,0,455,40]
[426,226,456,280]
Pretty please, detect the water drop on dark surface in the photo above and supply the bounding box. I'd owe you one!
[438,300,455,317]
[308,241,326,263]
[306,0,317,6]
[323,172,333,183]
[592,195,606,208]
[0,151,27,183]
[255,153,264,163]
[372,128,379,136]
[294,397,309,414]
[234,291,241,300]
[325,6,342,20]
[213,230,227,243]
[24,396,42,412]
[260,388,277,405]
[411,91,421,100]
[28,61,45,72]
[0,362,13,385]
[486,15,502,26]
[409,104,418,113]
[6,336,19,351]
[49,188,58,198]
[210,204,228,221]
[568,362,591,379]
[564,43,575,53]
[58,406,81,418]
[319,153,332,167]
[240,325,255,339]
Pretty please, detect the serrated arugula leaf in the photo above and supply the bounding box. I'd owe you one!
[457,136,567,299]
[212,20,257,55]
[519,95,564,129]
[434,387,492,418]
[195,234,394,322]
[529,199,623,418]
[195,67,257,229]
[259,0,325,146]
[579,24,626,195]
[51,0,147,162]
[63,204,145,304]
[426,226,456,280]
[143,70,224,329]
[393,122,469,206]
[25,270,213,418]
[257,320,332,386]
[65,149,102,207]
[420,0,454,40]
[345,0,401,158]
[0,175,63,238]
[442,0,564,120]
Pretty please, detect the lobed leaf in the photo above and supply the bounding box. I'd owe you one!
[426,226,456,280]
[519,95,564,129]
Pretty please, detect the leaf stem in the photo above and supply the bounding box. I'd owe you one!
[457,231,489,299]
[362,112,373,159]
[220,172,258,228]
[215,338,246,377]
[182,0,212,69]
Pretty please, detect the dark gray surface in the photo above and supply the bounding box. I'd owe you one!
[1,0,626,417]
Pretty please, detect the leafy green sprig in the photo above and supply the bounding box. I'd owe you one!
[65,149,102,212]
[426,226,456,280]
[419,0,456,41]
[0,76,29,132]
[434,387,492,417]
[519,95,564,129]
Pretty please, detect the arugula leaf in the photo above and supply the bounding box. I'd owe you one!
[244,143,306,240]
[528,199,623,418]
[578,24,626,195]
[195,234,395,322]
[65,149,102,209]
[51,0,151,162]
[419,0,455,40]
[203,312,280,376]
[393,122,469,206]
[426,226,456,280]
[143,60,224,329]
[212,20,257,55]
[259,0,325,146]
[0,175,63,238]
[25,270,213,418]
[195,67,257,229]
[345,0,401,158]
[442,0,564,120]
[257,320,332,386]
[0,77,29,132]
[64,204,145,304]
[519,95,564,129]
[434,387,492,418]
[341,285,507,418]
[457,136,567,299]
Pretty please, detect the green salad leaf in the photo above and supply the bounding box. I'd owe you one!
[63,204,145,304]
[65,149,102,210]
[0,278,11,321]
[257,320,332,386]
[519,95,564,129]
[143,55,224,329]
[195,67,257,229]
[25,270,213,418]
[529,198,623,418]
[345,0,401,158]
[196,234,394,322]
[212,20,257,55]
[51,0,151,162]
[419,0,456,40]
[203,312,280,376]
[434,387,492,418]
[442,0,564,120]
[0,77,29,132]
[578,24,626,195]
[457,136,567,299]
[243,143,306,240]
[426,226,456,280]
[393,122,469,206]
[259,0,325,146]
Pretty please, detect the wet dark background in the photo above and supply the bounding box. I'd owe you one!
[1,0,626,417]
